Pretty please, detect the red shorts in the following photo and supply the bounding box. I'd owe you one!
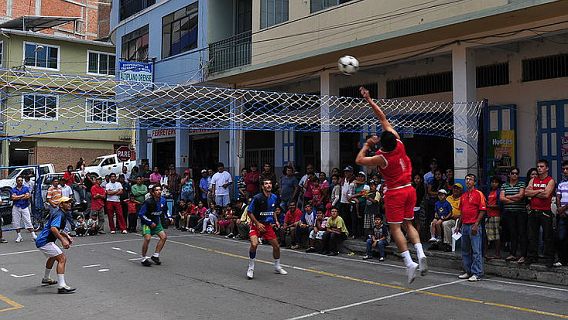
[384,186,416,224]
[249,223,277,241]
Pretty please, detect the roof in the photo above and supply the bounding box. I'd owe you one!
[0,29,114,48]
[0,16,80,32]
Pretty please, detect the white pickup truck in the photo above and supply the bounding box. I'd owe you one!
[0,164,55,190]
[84,154,136,177]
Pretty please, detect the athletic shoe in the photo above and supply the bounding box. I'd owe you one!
[225,233,234,238]
[141,259,152,267]
[151,256,161,265]
[110,231,116,234]
[458,273,470,279]
[468,275,480,282]
[275,267,288,275]
[0,238,7,243]
[362,255,372,260]
[505,255,517,261]
[553,262,563,267]
[41,278,57,286]
[305,247,316,253]
[290,245,300,250]
[15,237,22,243]
[428,237,437,243]
[57,286,76,294]
[122,230,128,234]
[407,262,419,284]
[379,257,385,261]
[246,268,254,279]
[419,256,429,276]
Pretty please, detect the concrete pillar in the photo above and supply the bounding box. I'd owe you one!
[1,140,9,167]
[320,70,340,175]
[175,128,189,173]
[218,130,230,170]
[452,44,477,183]
[136,128,148,166]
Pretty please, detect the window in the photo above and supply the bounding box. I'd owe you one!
[119,0,156,21]
[121,25,149,62]
[522,53,568,82]
[88,51,116,76]
[260,0,289,29]
[162,2,199,58]
[311,0,352,13]
[476,63,509,88]
[24,42,59,70]
[22,94,58,120]
[386,72,452,98]
[86,99,117,124]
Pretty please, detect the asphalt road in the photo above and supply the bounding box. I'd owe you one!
[0,230,567,320]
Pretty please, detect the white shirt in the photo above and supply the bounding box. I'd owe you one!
[211,171,232,196]
[105,181,123,202]
[340,178,353,203]
[61,185,72,198]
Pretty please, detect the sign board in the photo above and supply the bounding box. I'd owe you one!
[119,61,153,83]
[151,129,176,139]
[488,130,515,180]
[116,146,132,162]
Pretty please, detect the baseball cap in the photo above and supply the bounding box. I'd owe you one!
[357,171,366,177]
[453,183,464,189]
[58,196,73,204]
[343,165,353,171]
[201,169,207,174]
[184,169,190,174]
[438,189,448,195]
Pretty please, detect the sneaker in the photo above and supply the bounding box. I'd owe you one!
[122,230,128,234]
[419,256,429,276]
[225,233,234,239]
[290,245,300,250]
[305,247,316,253]
[468,275,480,282]
[428,237,437,243]
[407,262,419,284]
[379,257,385,261]
[151,256,161,265]
[141,259,152,267]
[505,255,517,261]
[41,278,58,286]
[15,237,23,243]
[275,267,288,275]
[553,262,563,267]
[246,268,254,279]
[57,286,76,294]
[0,238,7,243]
[458,273,470,279]
[362,255,372,260]
[188,228,195,233]
[110,231,116,234]
[517,257,526,264]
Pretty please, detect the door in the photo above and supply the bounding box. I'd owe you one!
[483,104,517,185]
[537,100,568,180]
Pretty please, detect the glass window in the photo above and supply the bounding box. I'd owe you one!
[24,42,59,70]
[86,99,117,124]
[260,0,289,29]
[121,25,149,61]
[162,2,199,58]
[119,0,156,21]
[87,51,116,75]
[22,94,58,120]
[311,0,351,13]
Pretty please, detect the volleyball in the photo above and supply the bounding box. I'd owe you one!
[338,55,359,75]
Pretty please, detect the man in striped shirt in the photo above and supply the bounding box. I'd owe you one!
[499,167,527,263]
[555,160,568,267]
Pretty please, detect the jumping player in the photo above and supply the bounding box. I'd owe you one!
[138,185,172,266]
[356,87,428,284]
[246,178,288,279]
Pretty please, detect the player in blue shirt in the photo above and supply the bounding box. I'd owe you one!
[35,196,75,294]
[138,185,172,266]
[430,189,453,243]
[246,178,287,279]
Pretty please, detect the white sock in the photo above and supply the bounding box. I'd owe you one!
[16,233,22,239]
[44,268,51,279]
[57,274,67,288]
[248,259,255,270]
[152,252,160,258]
[31,232,37,239]
[414,243,426,259]
[142,256,150,261]
[401,250,415,268]
[274,259,281,269]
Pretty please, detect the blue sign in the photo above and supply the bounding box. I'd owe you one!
[119,61,153,83]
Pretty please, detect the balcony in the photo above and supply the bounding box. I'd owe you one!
[208,31,251,74]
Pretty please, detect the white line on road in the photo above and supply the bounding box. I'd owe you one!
[98,269,110,272]
[126,250,138,255]
[1,268,8,272]
[111,247,122,251]
[285,280,466,320]
[10,274,35,278]
[82,264,101,268]
[128,257,142,261]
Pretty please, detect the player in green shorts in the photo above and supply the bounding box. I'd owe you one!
[138,185,172,266]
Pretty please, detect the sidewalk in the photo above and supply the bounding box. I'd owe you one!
[342,239,568,286]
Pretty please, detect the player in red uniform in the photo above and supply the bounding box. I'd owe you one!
[356,87,427,284]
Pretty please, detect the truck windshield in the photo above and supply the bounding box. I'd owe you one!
[89,158,104,166]
[7,169,21,179]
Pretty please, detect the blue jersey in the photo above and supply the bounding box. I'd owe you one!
[138,196,169,226]
[434,200,452,219]
[248,193,278,224]
[11,185,30,209]
[35,209,66,248]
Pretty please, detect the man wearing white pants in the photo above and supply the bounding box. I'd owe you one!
[11,176,36,243]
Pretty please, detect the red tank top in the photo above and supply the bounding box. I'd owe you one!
[530,176,553,210]
[376,140,412,190]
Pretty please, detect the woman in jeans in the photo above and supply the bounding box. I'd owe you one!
[321,207,349,256]
[500,167,527,263]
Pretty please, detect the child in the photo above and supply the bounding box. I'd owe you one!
[363,216,389,261]
[330,174,341,207]
[176,199,189,230]
[219,205,237,237]
[306,209,325,253]
[74,215,87,236]
[86,214,99,236]
[310,178,323,209]
[485,176,502,260]
[201,203,219,234]
[125,195,141,233]
[363,181,381,236]
[429,189,452,243]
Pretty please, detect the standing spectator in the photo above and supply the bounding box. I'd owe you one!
[0,217,7,243]
[456,174,486,282]
[321,207,348,256]
[363,180,381,236]
[330,174,341,207]
[105,173,126,234]
[180,169,195,203]
[207,169,215,206]
[363,216,389,261]
[118,174,131,230]
[310,177,324,209]
[238,168,248,199]
[442,183,462,251]
[63,165,74,188]
[199,169,210,204]
[11,176,37,242]
[211,162,232,207]
[299,164,316,208]
[122,166,130,182]
[500,167,527,263]
[23,174,35,192]
[525,160,556,266]
[445,168,455,191]
[125,194,141,233]
[60,178,72,198]
[90,177,106,234]
[485,177,502,259]
[423,159,438,186]
[167,164,182,201]
[47,178,63,210]
[160,169,169,188]
[245,164,260,197]
[412,173,427,238]
[349,171,369,239]
[339,166,355,231]
[131,176,148,208]
[319,172,330,202]
[76,157,85,170]
[149,167,162,186]
[554,161,568,267]
[260,163,278,194]
[279,166,298,210]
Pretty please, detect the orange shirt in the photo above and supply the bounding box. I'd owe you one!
[459,188,487,224]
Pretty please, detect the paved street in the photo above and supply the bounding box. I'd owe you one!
[0,230,567,320]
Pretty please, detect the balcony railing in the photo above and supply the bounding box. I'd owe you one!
[208,31,251,74]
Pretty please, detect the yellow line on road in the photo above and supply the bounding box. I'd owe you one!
[168,239,568,319]
[0,294,23,313]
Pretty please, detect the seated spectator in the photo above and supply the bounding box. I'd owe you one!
[281,202,303,248]
[442,183,462,251]
[74,215,87,237]
[321,207,349,256]
[176,199,189,230]
[429,189,452,243]
[310,178,324,209]
[185,201,201,231]
[485,176,502,260]
[201,204,220,234]
[293,203,316,249]
[86,214,99,236]
[236,201,250,240]
[60,178,73,198]
[219,205,237,237]
[363,216,389,261]
[306,209,325,253]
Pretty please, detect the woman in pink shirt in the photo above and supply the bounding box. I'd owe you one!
[149,167,162,185]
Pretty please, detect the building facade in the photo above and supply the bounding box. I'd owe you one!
[111,0,568,185]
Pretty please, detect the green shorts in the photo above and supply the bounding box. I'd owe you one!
[142,223,164,236]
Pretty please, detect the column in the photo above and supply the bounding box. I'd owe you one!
[1,140,9,167]
[452,44,477,183]
[320,70,340,175]
[175,127,189,174]
[136,127,148,166]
